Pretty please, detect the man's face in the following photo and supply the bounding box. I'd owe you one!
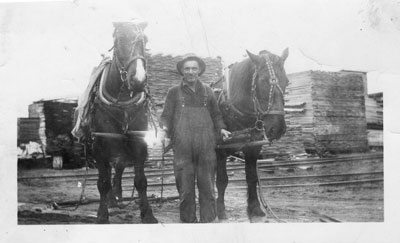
[182,60,200,84]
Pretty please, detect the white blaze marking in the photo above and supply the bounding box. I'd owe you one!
[135,59,146,82]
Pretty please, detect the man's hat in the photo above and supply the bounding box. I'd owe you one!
[176,54,206,76]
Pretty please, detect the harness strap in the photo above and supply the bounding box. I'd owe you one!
[94,94,146,134]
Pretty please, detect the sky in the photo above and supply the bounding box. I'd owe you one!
[0,0,399,118]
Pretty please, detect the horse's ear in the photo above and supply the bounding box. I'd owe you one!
[281,48,289,62]
[246,50,262,66]
[138,22,148,31]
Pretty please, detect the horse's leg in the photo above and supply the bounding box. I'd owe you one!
[243,146,266,218]
[108,156,125,207]
[216,149,228,220]
[93,140,112,224]
[134,164,158,223]
[132,143,158,223]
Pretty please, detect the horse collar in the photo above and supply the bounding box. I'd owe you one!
[98,63,147,108]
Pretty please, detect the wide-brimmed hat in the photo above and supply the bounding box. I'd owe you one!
[176,54,206,76]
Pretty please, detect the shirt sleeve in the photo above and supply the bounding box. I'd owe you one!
[160,87,176,138]
[206,86,227,132]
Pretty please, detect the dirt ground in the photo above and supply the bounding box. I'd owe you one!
[17,152,383,224]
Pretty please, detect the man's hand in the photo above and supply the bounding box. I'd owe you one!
[220,129,232,141]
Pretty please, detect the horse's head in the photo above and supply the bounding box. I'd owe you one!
[246,48,289,141]
[112,22,148,92]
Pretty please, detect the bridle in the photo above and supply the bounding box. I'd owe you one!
[98,26,148,108]
[250,54,285,118]
[112,26,147,87]
[229,54,285,133]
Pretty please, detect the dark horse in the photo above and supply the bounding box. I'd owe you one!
[88,22,157,223]
[215,49,289,220]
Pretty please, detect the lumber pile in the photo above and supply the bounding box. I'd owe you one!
[283,70,369,154]
[367,129,383,147]
[17,118,41,145]
[28,98,78,155]
[365,92,383,149]
[366,92,383,129]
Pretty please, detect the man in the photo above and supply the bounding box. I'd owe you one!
[160,54,231,223]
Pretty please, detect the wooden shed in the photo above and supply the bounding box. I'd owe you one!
[283,70,369,154]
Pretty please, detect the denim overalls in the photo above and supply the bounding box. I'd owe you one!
[172,85,217,223]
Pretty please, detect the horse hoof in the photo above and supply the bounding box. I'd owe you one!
[96,218,110,224]
[248,206,266,218]
[97,205,110,224]
[141,210,158,224]
[217,202,227,220]
[217,211,228,220]
[142,215,158,224]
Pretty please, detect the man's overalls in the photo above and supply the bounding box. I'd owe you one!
[172,86,217,223]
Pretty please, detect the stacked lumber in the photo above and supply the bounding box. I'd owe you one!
[312,71,368,153]
[28,102,47,149]
[365,92,383,129]
[285,72,315,149]
[365,92,383,149]
[284,70,369,154]
[367,129,383,147]
[28,98,78,154]
[17,118,40,145]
